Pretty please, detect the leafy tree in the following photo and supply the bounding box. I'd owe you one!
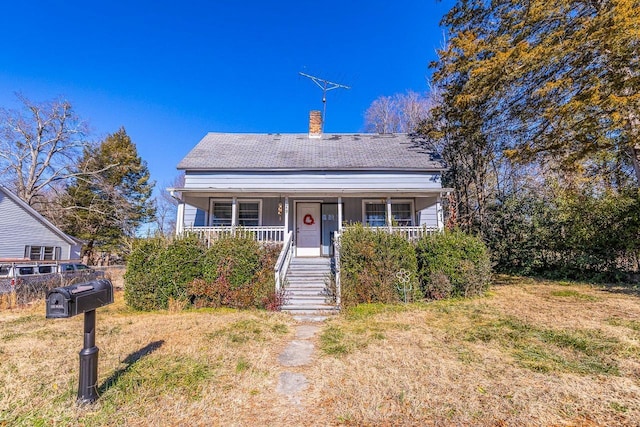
[0,94,88,206]
[424,0,640,279]
[61,127,155,261]
[433,0,640,184]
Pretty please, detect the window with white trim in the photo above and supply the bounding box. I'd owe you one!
[364,203,386,226]
[238,202,260,226]
[391,203,413,226]
[209,200,261,226]
[363,200,414,226]
[211,202,233,226]
[25,246,61,261]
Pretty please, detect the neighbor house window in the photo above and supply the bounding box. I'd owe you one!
[25,246,61,261]
[209,200,261,226]
[363,200,414,226]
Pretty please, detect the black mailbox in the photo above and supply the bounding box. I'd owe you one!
[46,279,113,318]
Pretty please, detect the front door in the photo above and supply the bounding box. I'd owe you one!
[296,203,321,257]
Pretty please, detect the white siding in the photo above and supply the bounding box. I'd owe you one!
[184,171,442,193]
[183,204,206,227]
[418,204,439,227]
[0,191,76,260]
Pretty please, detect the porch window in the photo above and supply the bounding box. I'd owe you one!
[364,203,386,226]
[211,202,233,226]
[209,200,261,226]
[238,202,260,226]
[25,246,61,261]
[391,203,413,226]
[363,200,414,226]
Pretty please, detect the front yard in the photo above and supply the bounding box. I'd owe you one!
[1,277,639,426]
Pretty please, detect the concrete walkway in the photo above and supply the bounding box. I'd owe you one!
[275,323,321,406]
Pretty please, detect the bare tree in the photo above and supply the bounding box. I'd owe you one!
[0,94,89,206]
[365,96,400,133]
[154,173,185,236]
[364,91,432,134]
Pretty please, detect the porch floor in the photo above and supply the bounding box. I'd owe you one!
[280,257,338,316]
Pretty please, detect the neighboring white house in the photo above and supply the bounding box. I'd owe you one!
[172,112,448,257]
[0,185,83,261]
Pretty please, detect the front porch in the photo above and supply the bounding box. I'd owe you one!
[175,194,444,254]
[173,192,445,313]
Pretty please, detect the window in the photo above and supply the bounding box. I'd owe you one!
[363,200,414,226]
[364,203,386,226]
[209,200,261,226]
[18,267,34,275]
[391,203,413,226]
[238,202,260,226]
[25,246,61,261]
[0,265,10,276]
[211,202,233,226]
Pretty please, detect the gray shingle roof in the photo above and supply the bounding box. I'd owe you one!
[177,133,444,171]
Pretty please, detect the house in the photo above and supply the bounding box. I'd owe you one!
[0,185,83,261]
[172,111,447,257]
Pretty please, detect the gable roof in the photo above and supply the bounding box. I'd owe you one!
[177,133,445,172]
[0,185,82,246]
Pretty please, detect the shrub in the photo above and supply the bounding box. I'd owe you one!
[416,230,491,299]
[125,235,205,310]
[338,224,419,307]
[187,238,281,310]
[202,235,261,288]
[124,237,165,311]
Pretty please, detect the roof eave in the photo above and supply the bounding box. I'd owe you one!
[177,167,448,173]
[0,185,81,246]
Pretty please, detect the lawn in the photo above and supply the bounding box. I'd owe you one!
[1,277,639,426]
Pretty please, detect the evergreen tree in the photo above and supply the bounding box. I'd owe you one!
[62,127,155,261]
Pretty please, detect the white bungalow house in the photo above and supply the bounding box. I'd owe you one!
[171,112,448,310]
[172,113,446,254]
[0,185,83,261]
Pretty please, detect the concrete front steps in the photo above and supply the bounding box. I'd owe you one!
[281,256,338,317]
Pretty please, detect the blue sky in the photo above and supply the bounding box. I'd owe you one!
[0,0,452,190]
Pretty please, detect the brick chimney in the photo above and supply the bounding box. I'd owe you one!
[309,110,322,139]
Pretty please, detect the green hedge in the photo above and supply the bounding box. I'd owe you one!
[416,230,491,299]
[338,227,492,305]
[125,234,280,311]
[339,224,419,307]
[124,235,205,310]
[188,237,279,309]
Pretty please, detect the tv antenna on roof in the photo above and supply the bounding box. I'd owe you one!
[299,72,350,132]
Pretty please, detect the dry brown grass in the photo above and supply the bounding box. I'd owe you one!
[1,278,639,426]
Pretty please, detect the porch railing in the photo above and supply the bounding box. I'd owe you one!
[274,231,294,292]
[372,225,440,241]
[334,232,341,308]
[184,226,285,247]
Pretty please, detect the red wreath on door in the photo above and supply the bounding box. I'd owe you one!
[303,214,315,225]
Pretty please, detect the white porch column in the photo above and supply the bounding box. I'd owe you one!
[386,197,392,231]
[284,196,289,235]
[338,196,343,231]
[231,197,237,228]
[176,202,185,236]
[436,196,444,231]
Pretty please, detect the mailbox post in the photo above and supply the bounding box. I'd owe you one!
[46,279,113,404]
